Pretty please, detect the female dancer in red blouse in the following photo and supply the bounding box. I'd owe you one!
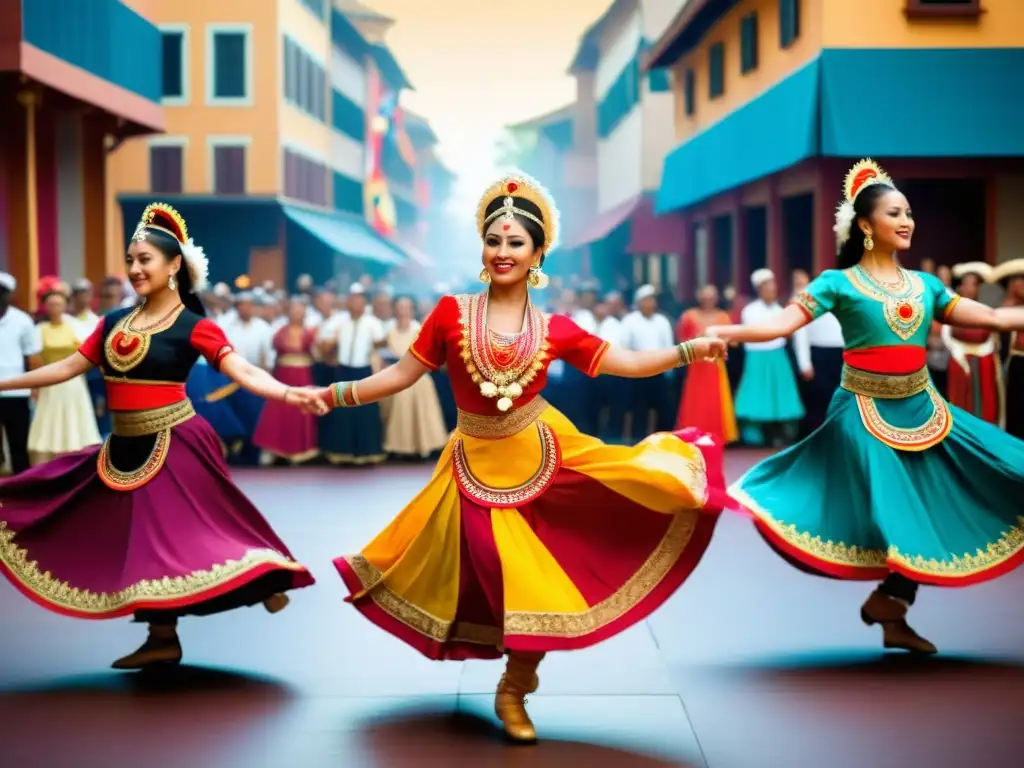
[942,262,1004,425]
[0,204,324,669]
[313,172,731,743]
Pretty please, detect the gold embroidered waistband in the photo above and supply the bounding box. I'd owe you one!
[457,396,549,439]
[110,399,196,437]
[840,365,929,400]
[277,354,313,367]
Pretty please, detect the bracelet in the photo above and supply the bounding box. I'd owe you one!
[351,381,361,406]
[675,340,696,367]
[331,381,351,408]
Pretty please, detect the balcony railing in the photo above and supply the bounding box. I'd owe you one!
[22,0,162,103]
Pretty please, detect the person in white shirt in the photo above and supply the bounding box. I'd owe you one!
[792,276,845,436]
[220,292,274,464]
[320,283,386,464]
[593,298,627,441]
[733,269,805,446]
[0,273,43,474]
[620,284,676,439]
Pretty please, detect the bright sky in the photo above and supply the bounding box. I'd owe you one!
[363,0,607,212]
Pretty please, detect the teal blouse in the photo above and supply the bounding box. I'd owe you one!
[793,266,961,350]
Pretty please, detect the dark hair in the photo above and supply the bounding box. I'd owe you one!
[141,227,206,317]
[836,183,897,270]
[482,196,547,267]
[40,289,68,304]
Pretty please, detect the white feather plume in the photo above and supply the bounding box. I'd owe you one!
[833,200,856,248]
[180,238,209,293]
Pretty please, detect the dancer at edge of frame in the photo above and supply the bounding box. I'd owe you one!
[707,159,1024,656]
[313,171,731,743]
[0,203,324,670]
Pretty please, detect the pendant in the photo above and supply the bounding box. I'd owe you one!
[480,382,498,398]
[497,397,513,412]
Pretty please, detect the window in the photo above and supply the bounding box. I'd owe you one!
[708,43,724,99]
[285,38,299,104]
[209,138,248,195]
[283,148,328,206]
[298,0,325,20]
[283,35,327,122]
[332,88,366,141]
[160,26,188,104]
[149,143,185,194]
[905,0,983,17]
[684,68,695,116]
[740,13,758,74]
[206,24,252,105]
[780,0,800,49]
[648,67,671,93]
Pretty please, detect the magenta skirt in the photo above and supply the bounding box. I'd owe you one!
[0,414,314,620]
[253,364,319,461]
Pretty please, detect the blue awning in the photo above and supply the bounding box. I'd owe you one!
[282,205,405,266]
[656,58,820,214]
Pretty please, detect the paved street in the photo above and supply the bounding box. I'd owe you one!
[1,449,1022,767]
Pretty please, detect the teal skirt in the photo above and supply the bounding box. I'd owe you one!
[734,348,805,422]
[730,386,1024,586]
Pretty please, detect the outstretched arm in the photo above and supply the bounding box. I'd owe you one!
[706,304,810,344]
[322,352,429,407]
[219,352,327,414]
[946,297,1024,332]
[0,352,92,392]
[597,337,728,378]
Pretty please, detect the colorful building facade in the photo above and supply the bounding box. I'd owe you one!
[108,0,426,290]
[649,0,1024,298]
[0,0,165,309]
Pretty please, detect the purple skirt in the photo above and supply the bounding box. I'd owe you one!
[0,414,314,620]
[253,365,319,461]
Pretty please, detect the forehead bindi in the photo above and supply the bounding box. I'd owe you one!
[487,218,528,239]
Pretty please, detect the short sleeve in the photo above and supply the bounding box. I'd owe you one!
[550,315,610,378]
[191,318,235,370]
[19,318,42,357]
[77,319,105,365]
[922,272,960,322]
[791,270,839,320]
[409,296,454,370]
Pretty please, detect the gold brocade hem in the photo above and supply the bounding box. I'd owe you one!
[205,382,240,402]
[792,291,821,320]
[0,522,305,616]
[110,399,196,437]
[345,510,698,643]
[453,422,559,508]
[276,354,313,367]
[855,385,952,451]
[731,484,1024,578]
[456,397,549,439]
[841,365,930,399]
[97,430,172,491]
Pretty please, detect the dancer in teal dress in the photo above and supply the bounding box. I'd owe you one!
[709,159,1024,655]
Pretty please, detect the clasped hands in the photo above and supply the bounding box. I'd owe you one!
[691,336,729,361]
[282,386,333,416]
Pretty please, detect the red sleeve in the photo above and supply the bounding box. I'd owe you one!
[190,318,235,370]
[550,315,610,378]
[409,296,455,370]
[78,319,105,365]
[677,310,698,343]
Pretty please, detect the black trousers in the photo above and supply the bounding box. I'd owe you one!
[628,375,673,440]
[0,397,30,474]
[879,572,919,605]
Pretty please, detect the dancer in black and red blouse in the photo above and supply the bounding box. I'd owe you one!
[0,203,325,670]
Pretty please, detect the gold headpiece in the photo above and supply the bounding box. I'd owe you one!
[843,158,895,203]
[476,170,560,253]
[131,202,209,292]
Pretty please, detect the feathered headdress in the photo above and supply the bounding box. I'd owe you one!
[476,170,561,256]
[834,159,896,249]
[132,202,209,292]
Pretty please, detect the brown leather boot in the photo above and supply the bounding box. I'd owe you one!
[263,593,290,614]
[494,652,544,743]
[111,624,183,670]
[861,589,937,655]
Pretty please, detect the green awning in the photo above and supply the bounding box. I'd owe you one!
[282,205,405,266]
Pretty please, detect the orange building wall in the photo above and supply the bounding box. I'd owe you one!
[670,0,823,144]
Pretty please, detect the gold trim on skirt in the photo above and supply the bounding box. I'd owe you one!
[840,365,930,399]
[110,399,196,437]
[456,396,549,439]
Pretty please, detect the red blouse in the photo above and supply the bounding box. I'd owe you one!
[410,294,609,415]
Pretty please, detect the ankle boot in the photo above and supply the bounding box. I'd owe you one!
[861,589,937,655]
[263,593,290,614]
[111,623,183,670]
[494,652,544,742]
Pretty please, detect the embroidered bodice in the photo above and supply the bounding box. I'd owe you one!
[793,267,960,351]
[409,293,609,416]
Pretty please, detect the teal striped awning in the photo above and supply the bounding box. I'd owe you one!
[282,205,405,266]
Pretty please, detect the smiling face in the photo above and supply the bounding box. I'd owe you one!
[862,190,915,253]
[482,217,541,287]
[126,234,180,299]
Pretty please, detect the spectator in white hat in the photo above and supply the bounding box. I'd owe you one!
[0,272,42,474]
[620,284,675,438]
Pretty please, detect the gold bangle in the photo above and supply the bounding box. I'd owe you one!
[351,381,361,406]
[676,341,695,367]
[333,381,349,408]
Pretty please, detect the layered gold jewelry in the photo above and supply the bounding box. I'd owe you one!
[676,340,696,367]
[479,268,491,284]
[330,381,362,408]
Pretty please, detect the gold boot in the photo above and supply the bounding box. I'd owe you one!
[263,593,290,614]
[861,589,937,655]
[111,624,183,670]
[494,652,544,743]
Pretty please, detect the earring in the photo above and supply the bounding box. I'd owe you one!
[168,274,177,291]
[479,268,491,284]
[863,234,874,251]
[527,266,549,289]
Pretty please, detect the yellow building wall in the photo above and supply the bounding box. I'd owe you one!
[822,0,1024,48]
[670,0,823,144]
[105,0,282,273]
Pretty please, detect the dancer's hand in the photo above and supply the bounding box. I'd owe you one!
[285,386,330,415]
[693,337,728,361]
